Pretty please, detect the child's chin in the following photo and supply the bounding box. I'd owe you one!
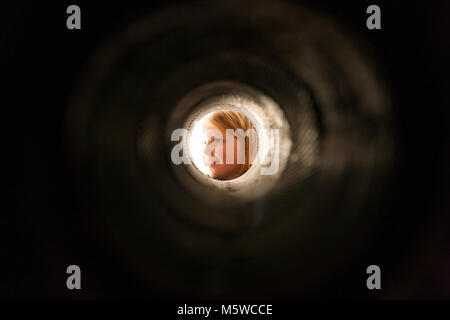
[207,168,217,178]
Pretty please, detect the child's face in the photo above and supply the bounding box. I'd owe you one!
[201,118,246,180]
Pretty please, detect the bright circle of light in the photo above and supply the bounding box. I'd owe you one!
[188,110,258,178]
[188,114,210,175]
[169,81,293,205]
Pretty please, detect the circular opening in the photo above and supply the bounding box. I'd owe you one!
[168,81,292,206]
[188,110,259,181]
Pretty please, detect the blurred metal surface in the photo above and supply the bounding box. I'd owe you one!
[66,0,397,298]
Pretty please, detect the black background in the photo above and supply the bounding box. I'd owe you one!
[3,0,449,299]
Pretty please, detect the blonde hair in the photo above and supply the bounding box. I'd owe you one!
[208,110,258,175]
